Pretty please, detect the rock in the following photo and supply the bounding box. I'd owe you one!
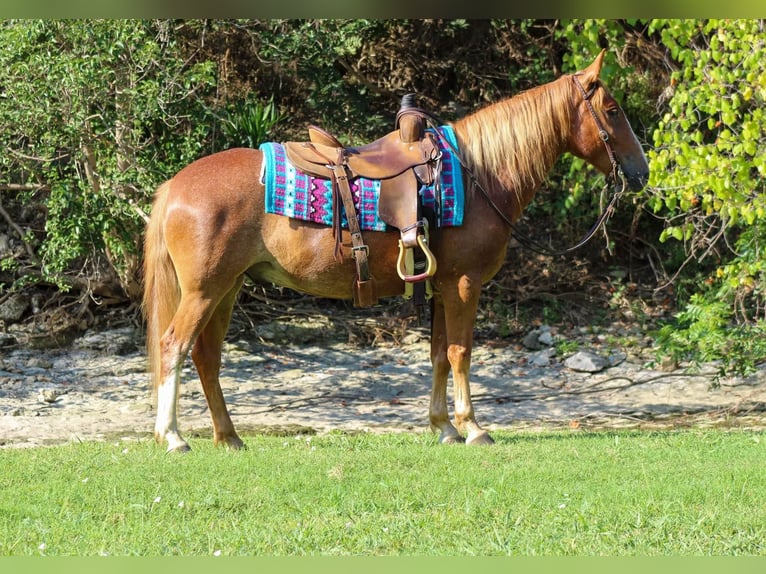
[38,389,61,403]
[522,326,554,350]
[564,351,608,373]
[608,350,628,367]
[529,348,556,367]
[257,325,277,340]
[0,294,30,323]
[538,330,555,347]
[522,330,541,350]
[73,327,139,355]
[401,331,428,346]
[26,357,53,370]
[659,356,678,372]
[11,321,81,350]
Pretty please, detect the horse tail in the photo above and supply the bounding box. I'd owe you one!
[142,180,179,393]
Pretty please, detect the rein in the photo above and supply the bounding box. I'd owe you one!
[416,74,625,257]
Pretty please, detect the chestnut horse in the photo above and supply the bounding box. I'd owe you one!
[143,50,649,452]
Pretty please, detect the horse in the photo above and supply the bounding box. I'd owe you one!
[143,50,649,452]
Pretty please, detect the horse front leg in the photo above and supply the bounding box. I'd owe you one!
[442,273,494,445]
[429,298,464,444]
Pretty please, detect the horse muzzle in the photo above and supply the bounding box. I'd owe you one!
[616,149,650,192]
[620,166,649,191]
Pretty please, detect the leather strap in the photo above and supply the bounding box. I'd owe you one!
[572,74,619,182]
[331,165,368,274]
[329,156,377,306]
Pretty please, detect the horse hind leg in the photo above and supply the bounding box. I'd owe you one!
[154,292,223,452]
[191,278,245,450]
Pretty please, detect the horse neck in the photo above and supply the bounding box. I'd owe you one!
[451,76,574,221]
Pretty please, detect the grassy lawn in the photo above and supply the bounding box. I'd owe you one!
[0,430,764,555]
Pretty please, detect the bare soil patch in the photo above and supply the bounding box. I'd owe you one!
[2,315,765,449]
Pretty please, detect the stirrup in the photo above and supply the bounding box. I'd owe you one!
[402,241,433,301]
[396,234,437,283]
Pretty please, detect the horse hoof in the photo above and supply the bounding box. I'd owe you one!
[225,438,247,451]
[466,431,495,446]
[214,433,246,450]
[167,443,192,453]
[439,433,466,445]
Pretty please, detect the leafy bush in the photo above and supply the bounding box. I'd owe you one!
[646,19,766,373]
[0,20,216,297]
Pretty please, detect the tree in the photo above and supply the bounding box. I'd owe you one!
[0,20,216,300]
[646,19,766,373]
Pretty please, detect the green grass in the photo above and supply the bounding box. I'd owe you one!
[1,430,764,556]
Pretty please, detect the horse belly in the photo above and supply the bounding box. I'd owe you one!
[253,216,406,300]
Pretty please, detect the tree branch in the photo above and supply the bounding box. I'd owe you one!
[0,199,38,262]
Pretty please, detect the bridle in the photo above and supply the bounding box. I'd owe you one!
[423,73,626,257]
[571,73,620,185]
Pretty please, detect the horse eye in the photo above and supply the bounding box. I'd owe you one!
[606,108,620,118]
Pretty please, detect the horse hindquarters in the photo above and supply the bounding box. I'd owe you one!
[144,151,266,452]
[143,182,191,451]
[145,208,246,451]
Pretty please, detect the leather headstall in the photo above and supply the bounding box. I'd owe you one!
[572,73,620,184]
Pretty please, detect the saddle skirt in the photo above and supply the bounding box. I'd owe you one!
[259,126,465,231]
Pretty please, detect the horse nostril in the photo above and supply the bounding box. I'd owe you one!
[630,172,649,191]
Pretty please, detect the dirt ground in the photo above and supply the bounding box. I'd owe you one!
[2,319,765,449]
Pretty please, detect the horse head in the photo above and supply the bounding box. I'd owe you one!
[568,49,650,191]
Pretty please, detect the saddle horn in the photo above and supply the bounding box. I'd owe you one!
[396,93,425,143]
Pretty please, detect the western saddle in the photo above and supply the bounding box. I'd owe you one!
[283,95,442,307]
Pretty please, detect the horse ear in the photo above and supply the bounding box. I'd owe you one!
[579,48,607,87]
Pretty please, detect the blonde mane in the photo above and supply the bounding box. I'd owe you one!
[451,75,574,219]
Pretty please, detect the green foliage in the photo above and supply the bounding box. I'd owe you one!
[0,20,216,292]
[646,19,766,371]
[558,19,634,96]
[247,19,390,141]
[218,95,285,149]
[655,293,766,377]
[649,20,765,234]
[555,338,580,356]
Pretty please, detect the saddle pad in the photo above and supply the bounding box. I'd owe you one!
[259,125,464,231]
